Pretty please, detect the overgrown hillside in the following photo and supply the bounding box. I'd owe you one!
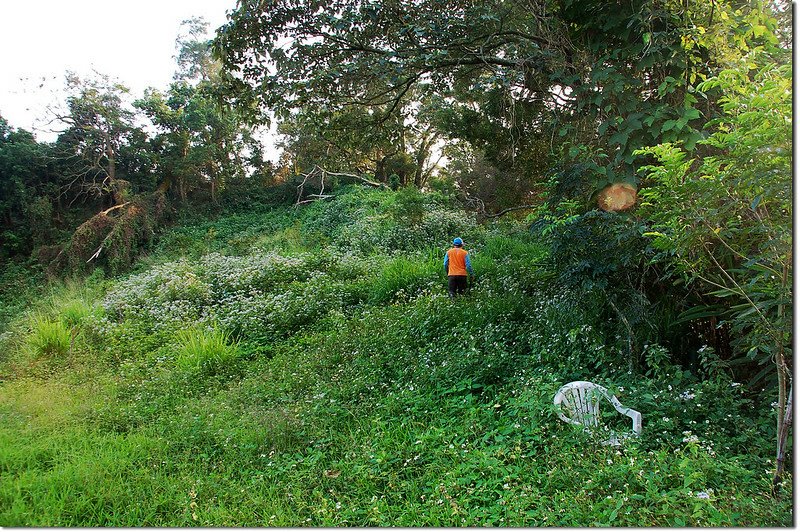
[0,187,791,526]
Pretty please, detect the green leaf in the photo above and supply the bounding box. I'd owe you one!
[676,305,725,324]
[683,131,703,151]
[683,108,701,120]
[609,131,629,147]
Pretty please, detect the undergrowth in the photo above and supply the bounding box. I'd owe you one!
[0,186,791,526]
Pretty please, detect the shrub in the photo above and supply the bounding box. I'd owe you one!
[386,186,427,224]
[297,186,484,254]
[101,250,368,342]
[548,210,662,368]
[0,260,45,334]
[549,210,651,292]
[51,192,170,276]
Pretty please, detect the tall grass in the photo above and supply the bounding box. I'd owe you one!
[369,255,440,303]
[25,313,72,360]
[0,424,183,527]
[473,234,547,265]
[175,326,240,375]
[57,299,95,328]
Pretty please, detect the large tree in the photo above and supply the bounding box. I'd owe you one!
[50,73,141,207]
[138,18,265,203]
[214,0,774,203]
[275,85,442,186]
[0,117,56,257]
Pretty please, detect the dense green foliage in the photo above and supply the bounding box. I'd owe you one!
[639,47,792,383]
[0,0,792,525]
[0,18,272,265]
[214,0,783,210]
[0,187,792,526]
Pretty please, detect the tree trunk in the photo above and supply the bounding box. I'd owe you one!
[104,131,118,208]
[375,155,387,182]
[773,257,791,494]
[773,384,792,496]
[413,130,436,188]
[105,142,116,182]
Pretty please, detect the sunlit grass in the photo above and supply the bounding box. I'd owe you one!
[0,378,95,428]
[0,423,181,527]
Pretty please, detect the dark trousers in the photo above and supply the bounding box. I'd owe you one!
[448,275,468,297]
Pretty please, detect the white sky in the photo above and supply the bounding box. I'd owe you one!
[0,0,281,156]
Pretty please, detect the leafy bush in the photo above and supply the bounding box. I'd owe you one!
[638,51,791,387]
[548,211,668,368]
[549,210,651,292]
[0,260,45,334]
[101,250,371,343]
[637,50,792,485]
[298,186,483,253]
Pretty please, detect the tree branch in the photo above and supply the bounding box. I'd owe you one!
[483,204,538,218]
[99,202,129,215]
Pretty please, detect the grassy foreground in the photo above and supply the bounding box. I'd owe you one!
[0,187,792,526]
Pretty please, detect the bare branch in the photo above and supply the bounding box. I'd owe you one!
[321,168,388,189]
[483,204,538,218]
[295,194,335,205]
[99,202,130,216]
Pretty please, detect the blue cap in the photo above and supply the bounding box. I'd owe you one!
[453,237,463,246]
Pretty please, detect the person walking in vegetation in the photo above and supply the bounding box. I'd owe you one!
[444,237,474,297]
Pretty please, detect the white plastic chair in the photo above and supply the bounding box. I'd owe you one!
[553,381,642,445]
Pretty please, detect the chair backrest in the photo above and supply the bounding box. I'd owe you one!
[553,381,642,436]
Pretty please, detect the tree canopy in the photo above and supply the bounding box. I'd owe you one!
[214,0,783,203]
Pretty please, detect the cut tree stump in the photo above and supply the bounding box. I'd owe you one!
[597,183,638,212]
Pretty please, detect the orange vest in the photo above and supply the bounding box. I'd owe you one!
[447,247,469,276]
